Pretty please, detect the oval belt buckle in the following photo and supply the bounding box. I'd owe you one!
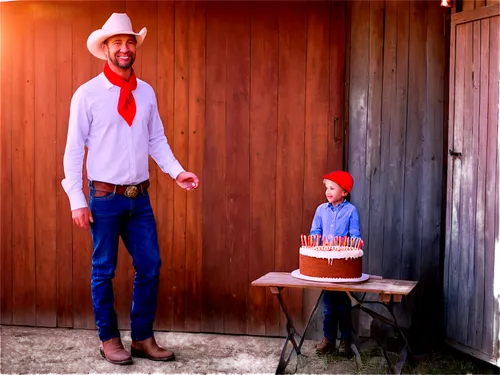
[124,185,139,198]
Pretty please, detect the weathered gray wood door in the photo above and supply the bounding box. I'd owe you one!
[444,4,500,366]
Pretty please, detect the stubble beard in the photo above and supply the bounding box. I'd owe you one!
[110,53,135,70]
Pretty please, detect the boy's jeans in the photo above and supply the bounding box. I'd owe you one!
[89,186,161,342]
[323,291,352,342]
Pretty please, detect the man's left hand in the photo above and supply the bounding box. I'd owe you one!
[176,171,200,191]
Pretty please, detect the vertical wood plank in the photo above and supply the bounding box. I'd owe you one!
[483,14,499,356]
[366,0,385,277]
[402,2,435,345]
[184,0,205,333]
[471,16,489,351]
[0,2,13,325]
[248,2,279,337]
[171,0,189,332]
[449,23,467,341]
[71,1,94,330]
[421,1,446,341]
[55,1,74,329]
[380,0,399,279]
[12,2,36,326]
[155,0,175,331]
[224,2,250,335]
[303,1,330,239]
[444,17,457,342]
[302,0,330,326]
[34,2,57,327]
[491,296,500,363]
[401,0,426,281]
[387,1,410,281]
[394,1,411,281]
[456,20,473,345]
[202,1,227,333]
[348,0,370,268]
[276,2,307,334]
[492,15,500,359]
[342,0,351,168]
[328,0,346,172]
[465,20,481,348]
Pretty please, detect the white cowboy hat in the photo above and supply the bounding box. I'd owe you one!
[87,13,147,60]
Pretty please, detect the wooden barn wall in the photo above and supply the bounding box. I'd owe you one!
[347,0,449,345]
[444,4,500,365]
[0,1,346,336]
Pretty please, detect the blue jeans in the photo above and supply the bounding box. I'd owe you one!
[89,185,161,342]
[323,291,352,342]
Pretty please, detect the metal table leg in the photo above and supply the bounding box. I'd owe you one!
[347,292,416,374]
[270,287,324,374]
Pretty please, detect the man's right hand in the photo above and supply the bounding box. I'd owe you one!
[72,207,94,229]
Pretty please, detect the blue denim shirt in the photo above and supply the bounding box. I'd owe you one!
[310,200,361,239]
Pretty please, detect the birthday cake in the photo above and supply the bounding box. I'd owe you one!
[299,235,364,279]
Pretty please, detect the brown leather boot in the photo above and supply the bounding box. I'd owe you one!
[131,336,175,362]
[315,337,334,354]
[100,337,133,365]
[339,339,354,359]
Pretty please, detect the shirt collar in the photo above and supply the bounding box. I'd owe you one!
[99,72,115,90]
[328,199,347,210]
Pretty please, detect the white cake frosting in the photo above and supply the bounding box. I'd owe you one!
[299,246,363,259]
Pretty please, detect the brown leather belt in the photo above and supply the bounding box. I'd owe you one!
[92,180,150,199]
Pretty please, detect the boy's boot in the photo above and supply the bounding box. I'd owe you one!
[315,337,334,354]
[339,338,354,359]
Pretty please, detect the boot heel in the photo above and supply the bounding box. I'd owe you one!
[100,347,106,359]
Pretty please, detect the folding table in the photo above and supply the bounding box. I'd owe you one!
[251,272,418,374]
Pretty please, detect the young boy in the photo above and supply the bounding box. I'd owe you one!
[310,170,361,357]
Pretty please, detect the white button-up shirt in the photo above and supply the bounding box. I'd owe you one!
[62,73,185,210]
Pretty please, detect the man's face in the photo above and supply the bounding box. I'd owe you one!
[103,34,137,69]
[324,179,347,205]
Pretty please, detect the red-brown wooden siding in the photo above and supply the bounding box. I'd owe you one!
[0,1,346,335]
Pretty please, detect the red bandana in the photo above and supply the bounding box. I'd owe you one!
[103,62,137,126]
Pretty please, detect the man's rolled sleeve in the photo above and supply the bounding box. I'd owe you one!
[61,87,91,211]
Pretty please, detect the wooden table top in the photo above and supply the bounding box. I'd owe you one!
[251,272,418,296]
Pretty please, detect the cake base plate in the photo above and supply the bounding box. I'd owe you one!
[291,269,370,283]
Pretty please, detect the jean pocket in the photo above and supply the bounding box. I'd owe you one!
[90,187,116,202]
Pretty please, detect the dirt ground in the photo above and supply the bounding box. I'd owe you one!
[0,325,498,374]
